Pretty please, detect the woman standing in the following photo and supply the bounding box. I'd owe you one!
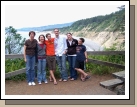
[66,33,78,81]
[37,34,47,84]
[24,31,37,86]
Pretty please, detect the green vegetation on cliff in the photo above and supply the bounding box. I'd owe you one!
[60,5,125,34]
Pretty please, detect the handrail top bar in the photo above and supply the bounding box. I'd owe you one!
[5,51,125,59]
[5,51,125,55]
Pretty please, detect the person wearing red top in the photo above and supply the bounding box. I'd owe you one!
[45,33,57,85]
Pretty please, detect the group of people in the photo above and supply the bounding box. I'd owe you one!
[23,28,90,86]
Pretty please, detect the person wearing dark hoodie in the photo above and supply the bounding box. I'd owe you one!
[66,33,78,80]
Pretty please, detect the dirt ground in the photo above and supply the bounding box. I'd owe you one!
[5,73,117,95]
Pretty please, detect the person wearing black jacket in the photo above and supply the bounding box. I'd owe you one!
[66,33,78,80]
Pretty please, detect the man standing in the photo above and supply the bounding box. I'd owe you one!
[66,33,78,80]
[45,33,57,85]
[54,28,68,82]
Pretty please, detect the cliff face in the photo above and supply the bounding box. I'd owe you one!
[59,6,125,50]
[71,31,125,50]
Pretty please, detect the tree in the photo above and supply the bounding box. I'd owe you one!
[5,26,26,54]
[117,5,125,34]
[117,5,125,10]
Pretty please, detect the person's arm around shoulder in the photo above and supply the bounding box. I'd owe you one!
[24,40,27,62]
[35,39,38,63]
[63,37,68,54]
[75,39,78,46]
[52,38,55,41]
[44,39,47,45]
[84,45,88,63]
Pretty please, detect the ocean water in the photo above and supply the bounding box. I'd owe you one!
[17,31,104,53]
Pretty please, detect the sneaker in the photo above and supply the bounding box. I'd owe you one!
[59,78,63,82]
[70,78,75,81]
[31,82,36,85]
[28,82,32,86]
[38,82,42,85]
[45,81,48,84]
[63,79,67,82]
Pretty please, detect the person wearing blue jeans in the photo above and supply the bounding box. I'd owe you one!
[66,33,78,80]
[56,54,68,81]
[67,56,77,79]
[26,55,36,84]
[54,28,68,82]
[37,34,47,84]
[24,31,37,86]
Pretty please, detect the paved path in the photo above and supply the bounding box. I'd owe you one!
[5,74,116,95]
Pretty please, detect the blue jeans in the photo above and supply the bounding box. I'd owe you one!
[56,54,68,80]
[26,55,35,83]
[68,56,77,79]
[37,59,47,82]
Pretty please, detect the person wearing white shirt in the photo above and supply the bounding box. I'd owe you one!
[54,28,68,82]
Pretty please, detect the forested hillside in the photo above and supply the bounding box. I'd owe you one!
[59,5,125,50]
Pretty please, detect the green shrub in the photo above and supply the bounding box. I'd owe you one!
[5,58,25,73]
[5,45,125,80]
[6,73,26,81]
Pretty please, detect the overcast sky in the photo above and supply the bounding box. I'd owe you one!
[4,1,126,29]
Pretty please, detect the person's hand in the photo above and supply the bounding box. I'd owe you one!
[63,50,67,54]
[24,58,27,62]
[85,59,88,63]
[64,52,66,54]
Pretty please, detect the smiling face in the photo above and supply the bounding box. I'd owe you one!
[29,31,36,40]
[29,32,35,39]
[78,39,83,45]
[54,29,59,37]
[78,38,85,45]
[39,35,45,42]
[67,33,72,41]
[47,34,51,40]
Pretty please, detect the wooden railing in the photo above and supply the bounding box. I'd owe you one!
[5,51,125,79]
[87,51,125,69]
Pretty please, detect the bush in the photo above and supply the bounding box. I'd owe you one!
[85,45,125,75]
[5,45,125,80]
[5,59,70,81]
[5,58,25,73]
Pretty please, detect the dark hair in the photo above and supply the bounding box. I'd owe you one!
[79,38,85,43]
[54,28,59,31]
[66,33,72,35]
[29,31,36,36]
[45,33,51,38]
[38,34,45,41]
